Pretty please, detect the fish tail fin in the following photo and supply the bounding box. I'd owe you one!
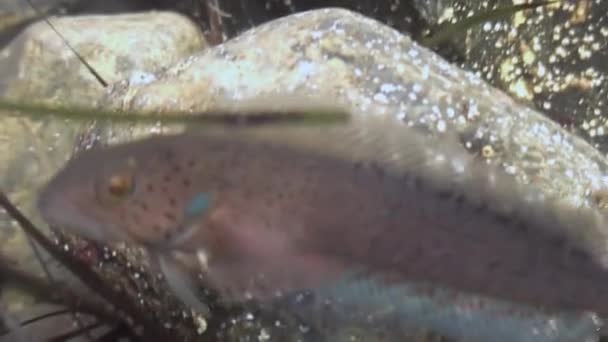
[154,253,211,318]
[274,273,601,342]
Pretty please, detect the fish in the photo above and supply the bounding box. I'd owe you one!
[36,113,608,339]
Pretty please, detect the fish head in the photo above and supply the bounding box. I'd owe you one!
[37,135,215,248]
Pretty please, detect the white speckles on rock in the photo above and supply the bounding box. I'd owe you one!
[310,30,323,39]
[129,71,157,86]
[295,60,317,78]
[373,92,389,104]
[436,120,447,133]
[380,83,398,93]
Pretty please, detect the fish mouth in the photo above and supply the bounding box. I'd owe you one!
[36,188,129,243]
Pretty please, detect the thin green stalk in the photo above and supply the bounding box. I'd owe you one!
[0,99,350,126]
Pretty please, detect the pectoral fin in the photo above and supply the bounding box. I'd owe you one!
[154,252,211,318]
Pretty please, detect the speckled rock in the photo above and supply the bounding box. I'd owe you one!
[103,7,608,215]
[419,1,608,152]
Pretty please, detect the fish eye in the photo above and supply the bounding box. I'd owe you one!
[108,174,135,197]
[95,172,136,206]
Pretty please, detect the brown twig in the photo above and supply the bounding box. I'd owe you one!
[204,0,228,45]
[0,191,172,341]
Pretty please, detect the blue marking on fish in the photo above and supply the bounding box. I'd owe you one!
[184,192,211,218]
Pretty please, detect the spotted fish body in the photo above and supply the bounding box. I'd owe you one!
[37,117,608,336]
